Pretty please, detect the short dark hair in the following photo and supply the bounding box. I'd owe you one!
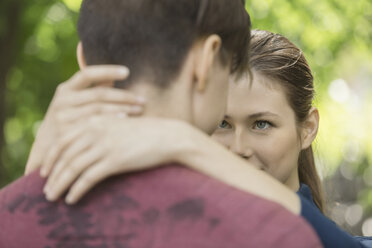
[78,0,251,88]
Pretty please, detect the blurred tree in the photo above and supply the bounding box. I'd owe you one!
[0,0,79,186]
[0,0,32,185]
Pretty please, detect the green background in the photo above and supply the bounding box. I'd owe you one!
[0,0,371,235]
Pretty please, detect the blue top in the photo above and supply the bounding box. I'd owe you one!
[297,184,370,248]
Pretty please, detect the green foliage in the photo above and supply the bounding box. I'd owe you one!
[1,1,80,185]
[245,0,372,175]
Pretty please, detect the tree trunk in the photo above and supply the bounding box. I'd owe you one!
[0,1,22,186]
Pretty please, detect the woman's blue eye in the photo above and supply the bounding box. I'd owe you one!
[219,120,232,129]
[254,121,271,130]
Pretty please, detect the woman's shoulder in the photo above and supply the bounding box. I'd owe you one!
[354,236,372,247]
[297,183,372,247]
[297,183,318,208]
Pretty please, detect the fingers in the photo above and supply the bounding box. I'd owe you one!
[65,65,130,90]
[58,87,146,109]
[25,144,42,175]
[25,124,51,175]
[55,103,144,124]
[40,126,84,177]
[65,161,111,204]
[24,159,39,175]
[45,146,104,202]
[46,133,94,190]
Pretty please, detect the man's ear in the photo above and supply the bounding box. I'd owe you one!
[194,35,222,91]
[76,41,116,87]
[77,41,86,69]
[301,107,319,150]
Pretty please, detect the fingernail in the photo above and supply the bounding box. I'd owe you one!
[46,191,56,201]
[131,105,143,113]
[136,97,146,104]
[46,193,53,201]
[43,185,49,194]
[40,168,47,178]
[118,68,129,76]
[117,112,127,119]
[66,195,74,205]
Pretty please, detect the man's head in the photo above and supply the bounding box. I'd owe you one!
[77,0,251,134]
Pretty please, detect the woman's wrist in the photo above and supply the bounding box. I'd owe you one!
[170,125,302,215]
[165,120,209,165]
[148,119,301,214]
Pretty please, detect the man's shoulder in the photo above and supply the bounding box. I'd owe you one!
[0,165,322,248]
[0,169,46,212]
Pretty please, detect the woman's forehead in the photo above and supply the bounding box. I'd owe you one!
[227,75,294,120]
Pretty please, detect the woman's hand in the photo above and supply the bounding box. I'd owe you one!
[43,117,195,204]
[25,65,146,175]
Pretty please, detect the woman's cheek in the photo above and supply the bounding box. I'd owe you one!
[269,135,301,182]
[255,135,288,177]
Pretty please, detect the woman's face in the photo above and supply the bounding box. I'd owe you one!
[212,72,304,191]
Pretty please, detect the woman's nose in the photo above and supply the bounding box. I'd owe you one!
[231,128,253,159]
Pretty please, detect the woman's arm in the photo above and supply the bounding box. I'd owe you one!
[175,124,301,214]
[298,194,364,248]
[31,66,299,214]
[43,116,300,215]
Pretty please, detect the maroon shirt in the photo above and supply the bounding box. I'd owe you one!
[0,165,322,248]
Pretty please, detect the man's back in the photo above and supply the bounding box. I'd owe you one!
[0,165,322,248]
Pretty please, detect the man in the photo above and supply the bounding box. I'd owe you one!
[0,0,322,247]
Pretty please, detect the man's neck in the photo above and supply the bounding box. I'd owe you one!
[127,81,192,122]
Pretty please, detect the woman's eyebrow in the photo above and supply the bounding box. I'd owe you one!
[223,112,279,121]
[247,112,279,119]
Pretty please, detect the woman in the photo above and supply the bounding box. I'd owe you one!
[213,29,324,211]
[26,30,369,247]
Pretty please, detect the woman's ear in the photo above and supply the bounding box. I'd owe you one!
[76,41,87,69]
[301,107,319,149]
[194,35,222,92]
